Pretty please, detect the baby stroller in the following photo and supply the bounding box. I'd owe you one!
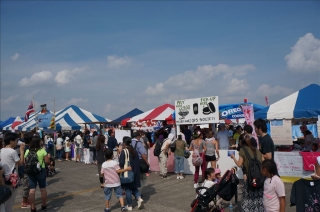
[190,167,239,212]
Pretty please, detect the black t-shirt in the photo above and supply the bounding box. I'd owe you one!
[259,134,274,160]
[107,137,119,150]
[290,179,320,212]
[83,135,90,148]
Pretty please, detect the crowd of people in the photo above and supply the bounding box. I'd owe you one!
[0,118,319,212]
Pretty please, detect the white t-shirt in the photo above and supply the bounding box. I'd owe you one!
[56,138,63,146]
[263,175,285,212]
[200,180,215,194]
[74,135,83,148]
[101,160,121,187]
[217,130,230,149]
[0,148,20,177]
[305,134,315,151]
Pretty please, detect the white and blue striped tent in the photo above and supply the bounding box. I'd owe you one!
[16,105,111,131]
[255,84,320,120]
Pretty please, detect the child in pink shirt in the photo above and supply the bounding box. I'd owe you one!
[261,159,286,212]
[101,148,131,212]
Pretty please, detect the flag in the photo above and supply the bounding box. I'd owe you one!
[265,96,269,106]
[49,114,55,129]
[25,101,35,122]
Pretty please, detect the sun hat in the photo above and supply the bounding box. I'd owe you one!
[215,168,221,175]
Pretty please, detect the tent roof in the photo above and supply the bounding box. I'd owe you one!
[255,84,320,120]
[112,108,144,123]
[219,102,265,112]
[18,105,111,131]
[0,117,16,130]
[128,104,174,122]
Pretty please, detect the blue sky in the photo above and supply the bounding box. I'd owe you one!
[1,1,319,120]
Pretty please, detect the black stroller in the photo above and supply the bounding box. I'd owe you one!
[190,168,239,212]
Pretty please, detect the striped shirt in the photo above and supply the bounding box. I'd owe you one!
[101,160,121,187]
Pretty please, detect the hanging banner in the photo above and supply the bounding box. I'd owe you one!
[241,104,258,143]
[38,113,53,128]
[175,96,219,125]
[270,119,293,145]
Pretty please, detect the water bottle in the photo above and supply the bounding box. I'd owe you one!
[229,203,233,212]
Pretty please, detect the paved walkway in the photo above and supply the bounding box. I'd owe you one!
[13,161,296,212]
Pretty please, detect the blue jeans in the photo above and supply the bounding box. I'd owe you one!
[104,186,123,200]
[174,155,184,174]
[56,149,63,160]
[125,187,141,206]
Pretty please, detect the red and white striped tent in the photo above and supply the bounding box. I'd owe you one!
[127,104,174,131]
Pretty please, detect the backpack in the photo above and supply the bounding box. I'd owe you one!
[25,150,42,175]
[169,140,176,153]
[153,139,165,157]
[242,147,265,190]
[192,140,203,166]
[216,169,239,201]
[47,139,54,148]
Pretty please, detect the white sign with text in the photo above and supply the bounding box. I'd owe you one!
[270,119,293,145]
[175,96,219,125]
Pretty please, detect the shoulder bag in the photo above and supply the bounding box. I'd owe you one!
[134,140,150,173]
[120,149,134,184]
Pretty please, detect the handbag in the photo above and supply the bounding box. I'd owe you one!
[134,140,150,173]
[120,149,134,184]
[192,141,203,166]
[0,185,12,204]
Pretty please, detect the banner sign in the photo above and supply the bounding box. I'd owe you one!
[220,104,245,120]
[241,104,258,144]
[274,152,312,177]
[175,96,219,125]
[38,113,53,128]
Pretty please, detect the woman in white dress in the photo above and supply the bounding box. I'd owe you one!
[64,137,71,161]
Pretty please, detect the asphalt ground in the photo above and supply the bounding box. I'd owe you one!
[13,161,296,212]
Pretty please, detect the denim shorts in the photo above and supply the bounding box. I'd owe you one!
[104,186,123,200]
[28,168,46,189]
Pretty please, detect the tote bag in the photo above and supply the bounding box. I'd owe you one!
[120,149,134,184]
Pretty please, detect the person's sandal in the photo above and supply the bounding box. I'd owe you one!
[30,208,36,212]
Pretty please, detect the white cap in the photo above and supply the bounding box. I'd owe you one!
[65,137,70,141]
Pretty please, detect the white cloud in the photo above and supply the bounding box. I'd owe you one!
[145,64,256,95]
[224,78,250,95]
[67,98,88,105]
[11,53,19,61]
[19,71,53,87]
[104,104,112,113]
[107,55,132,68]
[0,95,19,105]
[285,33,320,72]
[256,84,294,96]
[55,67,84,85]
[145,83,165,96]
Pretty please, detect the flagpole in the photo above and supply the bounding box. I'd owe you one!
[54,97,56,131]
[34,96,38,132]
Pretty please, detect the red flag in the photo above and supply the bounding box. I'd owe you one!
[265,96,269,106]
[25,101,35,122]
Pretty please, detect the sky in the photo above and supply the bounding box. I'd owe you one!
[1,1,320,121]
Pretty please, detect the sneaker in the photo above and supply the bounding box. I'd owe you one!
[194,183,198,188]
[41,205,47,211]
[21,203,30,208]
[137,199,144,209]
[161,175,170,179]
[126,206,132,211]
[177,176,180,179]
[104,209,111,212]
[180,176,184,179]
[121,206,128,211]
